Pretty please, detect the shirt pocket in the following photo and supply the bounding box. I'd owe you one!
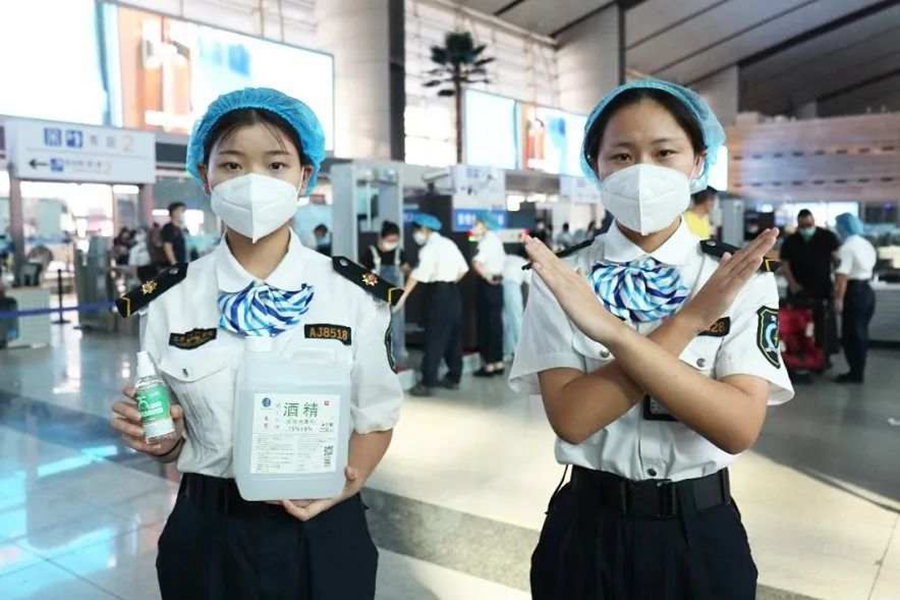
[158,348,234,448]
[679,336,722,377]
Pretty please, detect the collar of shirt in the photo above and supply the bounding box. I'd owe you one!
[601,218,695,266]
[215,229,307,293]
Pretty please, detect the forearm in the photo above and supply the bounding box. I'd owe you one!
[348,429,393,481]
[606,327,765,454]
[472,260,489,280]
[782,262,798,287]
[834,274,848,302]
[163,243,177,265]
[544,315,701,444]
[398,276,419,304]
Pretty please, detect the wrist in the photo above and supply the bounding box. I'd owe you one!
[673,307,709,336]
[153,436,184,463]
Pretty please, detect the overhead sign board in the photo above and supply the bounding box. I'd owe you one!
[7,118,156,183]
[451,165,507,208]
[560,175,602,205]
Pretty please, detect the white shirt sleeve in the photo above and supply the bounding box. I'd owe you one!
[454,244,470,280]
[715,274,794,405]
[351,297,403,433]
[508,273,586,394]
[835,242,853,276]
[410,244,436,283]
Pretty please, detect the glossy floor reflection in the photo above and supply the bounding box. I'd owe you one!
[1,323,898,599]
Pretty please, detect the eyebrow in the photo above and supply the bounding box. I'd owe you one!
[216,149,292,157]
[607,138,680,147]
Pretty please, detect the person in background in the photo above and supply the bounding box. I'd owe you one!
[780,209,840,357]
[684,185,717,240]
[532,219,551,245]
[471,213,506,377]
[148,222,166,267]
[502,247,531,361]
[394,214,469,396]
[128,227,156,283]
[113,227,134,266]
[361,220,410,369]
[313,223,332,256]
[556,223,574,250]
[833,213,877,384]
[161,202,188,265]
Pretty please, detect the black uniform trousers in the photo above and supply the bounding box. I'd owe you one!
[421,281,463,387]
[532,471,757,600]
[476,278,504,364]
[156,474,378,600]
[842,280,876,381]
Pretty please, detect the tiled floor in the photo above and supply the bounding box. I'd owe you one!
[1,323,899,599]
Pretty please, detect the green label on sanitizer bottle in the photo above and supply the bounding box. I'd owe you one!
[136,384,174,438]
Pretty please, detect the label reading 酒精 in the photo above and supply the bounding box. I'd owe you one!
[250,393,339,475]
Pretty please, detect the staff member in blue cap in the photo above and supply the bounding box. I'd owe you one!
[470,212,507,377]
[510,79,794,599]
[833,212,877,384]
[109,88,403,599]
[395,213,469,396]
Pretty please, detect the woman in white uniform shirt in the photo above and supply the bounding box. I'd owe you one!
[833,212,877,383]
[510,80,794,599]
[110,88,403,599]
[471,213,507,376]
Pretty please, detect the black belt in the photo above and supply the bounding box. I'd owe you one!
[180,473,281,517]
[572,467,730,519]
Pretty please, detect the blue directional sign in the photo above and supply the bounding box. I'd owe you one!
[43,128,62,147]
[65,130,84,148]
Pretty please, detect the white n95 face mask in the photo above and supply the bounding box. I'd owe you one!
[210,174,299,243]
[601,164,692,235]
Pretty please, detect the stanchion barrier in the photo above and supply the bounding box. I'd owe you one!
[0,302,116,320]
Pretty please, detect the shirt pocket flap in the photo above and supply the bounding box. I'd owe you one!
[572,330,613,362]
[159,349,231,383]
[679,337,721,373]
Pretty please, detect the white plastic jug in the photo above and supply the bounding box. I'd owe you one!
[233,338,352,501]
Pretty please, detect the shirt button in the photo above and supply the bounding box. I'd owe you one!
[697,358,706,368]
[647,468,658,477]
[600,350,610,359]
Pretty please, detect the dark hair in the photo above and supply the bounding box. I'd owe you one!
[168,202,186,215]
[381,221,400,238]
[314,224,328,234]
[203,108,307,166]
[797,209,813,220]
[692,185,718,205]
[584,88,706,172]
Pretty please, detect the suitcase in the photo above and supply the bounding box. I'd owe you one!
[0,295,20,348]
[779,302,826,373]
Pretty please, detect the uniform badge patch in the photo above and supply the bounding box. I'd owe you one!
[169,328,217,350]
[698,317,731,338]
[305,324,352,345]
[756,306,781,367]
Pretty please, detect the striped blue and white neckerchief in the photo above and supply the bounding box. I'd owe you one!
[589,258,689,323]
[217,282,315,337]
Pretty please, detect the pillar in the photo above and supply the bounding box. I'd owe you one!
[7,165,26,276]
[693,66,740,126]
[556,3,623,115]
[316,0,404,160]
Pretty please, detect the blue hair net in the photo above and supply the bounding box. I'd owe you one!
[413,213,443,231]
[580,79,726,191]
[186,87,327,194]
[475,211,500,230]
[835,213,865,238]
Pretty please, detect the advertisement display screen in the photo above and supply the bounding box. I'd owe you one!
[464,90,517,169]
[102,4,334,150]
[463,90,586,176]
[519,104,586,176]
[0,0,107,125]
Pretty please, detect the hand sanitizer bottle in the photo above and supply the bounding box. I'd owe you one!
[135,351,176,445]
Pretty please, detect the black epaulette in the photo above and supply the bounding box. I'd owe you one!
[700,239,781,273]
[332,256,403,306]
[116,264,188,318]
[523,238,594,271]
